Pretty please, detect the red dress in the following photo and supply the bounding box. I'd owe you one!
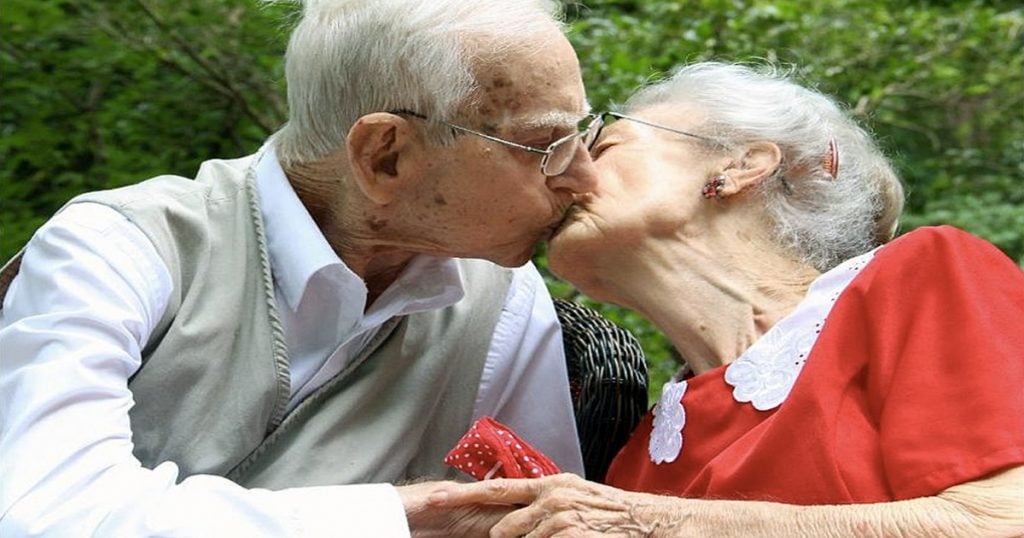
[606,226,1024,503]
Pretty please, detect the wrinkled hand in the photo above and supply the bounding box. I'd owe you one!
[398,481,516,538]
[427,473,688,537]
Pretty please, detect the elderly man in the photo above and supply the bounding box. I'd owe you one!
[0,0,597,535]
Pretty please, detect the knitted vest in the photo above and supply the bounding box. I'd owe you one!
[0,153,512,489]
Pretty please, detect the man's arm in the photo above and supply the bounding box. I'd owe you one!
[0,203,409,536]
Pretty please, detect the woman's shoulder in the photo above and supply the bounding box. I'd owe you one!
[889,224,994,252]
[833,223,1024,341]
[872,224,1019,276]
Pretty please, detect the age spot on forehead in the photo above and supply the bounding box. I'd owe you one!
[474,67,526,118]
[489,76,513,90]
[501,98,524,113]
[434,193,448,206]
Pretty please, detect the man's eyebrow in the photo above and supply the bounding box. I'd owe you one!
[517,106,593,130]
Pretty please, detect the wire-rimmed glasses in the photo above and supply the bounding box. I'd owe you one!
[392,109,601,176]
[587,111,719,151]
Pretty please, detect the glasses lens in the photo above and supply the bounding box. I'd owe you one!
[543,137,576,176]
[542,114,600,176]
[583,114,605,151]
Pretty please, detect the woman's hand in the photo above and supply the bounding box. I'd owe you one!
[428,473,688,537]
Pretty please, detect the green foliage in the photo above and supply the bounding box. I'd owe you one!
[3,0,1022,402]
[1,0,293,257]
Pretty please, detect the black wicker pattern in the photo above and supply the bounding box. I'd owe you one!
[555,298,649,482]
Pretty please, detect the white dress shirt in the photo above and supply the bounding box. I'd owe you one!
[0,149,582,537]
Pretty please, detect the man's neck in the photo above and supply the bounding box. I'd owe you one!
[285,161,415,309]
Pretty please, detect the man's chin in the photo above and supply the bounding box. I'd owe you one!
[485,243,538,268]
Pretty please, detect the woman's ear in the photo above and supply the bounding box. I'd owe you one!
[346,112,423,205]
[721,141,782,196]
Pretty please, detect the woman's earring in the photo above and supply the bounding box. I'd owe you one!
[701,175,726,199]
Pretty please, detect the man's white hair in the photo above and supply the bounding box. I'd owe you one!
[270,0,562,166]
[626,62,905,271]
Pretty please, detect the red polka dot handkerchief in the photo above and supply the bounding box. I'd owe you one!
[443,416,561,480]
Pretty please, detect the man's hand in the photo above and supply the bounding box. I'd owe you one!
[398,481,516,538]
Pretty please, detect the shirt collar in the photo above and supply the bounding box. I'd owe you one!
[256,146,350,311]
[254,147,465,317]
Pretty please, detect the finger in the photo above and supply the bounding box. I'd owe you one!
[489,504,550,538]
[523,511,580,538]
[428,478,545,507]
[400,481,457,513]
[408,502,516,538]
[446,504,517,538]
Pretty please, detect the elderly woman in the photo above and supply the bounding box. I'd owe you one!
[429,62,1024,536]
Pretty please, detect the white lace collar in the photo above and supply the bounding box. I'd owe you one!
[648,248,879,464]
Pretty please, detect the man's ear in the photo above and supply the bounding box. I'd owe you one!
[721,141,782,196]
[346,112,422,205]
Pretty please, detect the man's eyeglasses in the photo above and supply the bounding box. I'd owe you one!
[391,110,600,177]
[587,111,718,151]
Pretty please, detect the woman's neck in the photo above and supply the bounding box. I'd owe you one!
[590,229,818,375]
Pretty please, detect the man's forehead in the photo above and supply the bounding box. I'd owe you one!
[469,39,588,131]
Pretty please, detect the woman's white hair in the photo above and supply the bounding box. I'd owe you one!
[627,62,905,271]
[270,0,562,166]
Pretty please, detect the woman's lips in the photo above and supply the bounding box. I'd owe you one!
[549,205,584,239]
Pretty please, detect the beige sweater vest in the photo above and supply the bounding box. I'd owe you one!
[0,153,512,489]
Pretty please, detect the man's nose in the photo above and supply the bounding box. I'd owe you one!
[546,143,599,194]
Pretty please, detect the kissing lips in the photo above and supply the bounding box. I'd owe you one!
[548,205,584,239]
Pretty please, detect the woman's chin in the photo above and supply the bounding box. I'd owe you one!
[548,222,582,257]
[548,224,600,283]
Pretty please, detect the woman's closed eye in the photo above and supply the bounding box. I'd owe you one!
[590,138,617,159]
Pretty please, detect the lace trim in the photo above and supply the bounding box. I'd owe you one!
[646,248,878,463]
[648,380,687,464]
[724,249,877,410]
